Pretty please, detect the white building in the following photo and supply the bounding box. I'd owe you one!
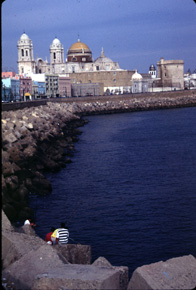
[17,33,123,76]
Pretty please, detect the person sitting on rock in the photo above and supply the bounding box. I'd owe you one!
[45,227,55,244]
[51,227,60,245]
[24,218,36,228]
[56,223,69,245]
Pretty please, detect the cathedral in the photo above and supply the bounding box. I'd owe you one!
[15,32,184,97]
[17,33,122,76]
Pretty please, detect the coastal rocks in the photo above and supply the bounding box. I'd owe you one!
[3,244,69,290]
[55,244,91,265]
[32,264,128,290]
[2,210,128,290]
[2,103,86,222]
[127,255,196,290]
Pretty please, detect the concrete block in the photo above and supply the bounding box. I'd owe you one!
[2,230,45,269]
[128,255,196,290]
[55,243,91,264]
[32,264,124,290]
[93,256,112,267]
[92,257,129,290]
[2,244,69,289]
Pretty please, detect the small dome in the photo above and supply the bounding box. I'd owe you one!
[95,56,113,64]
[132,70,143,80]
[68,39,91,52]
[20,33,30,40]
[94,48,113,64]
[52,37,61,45]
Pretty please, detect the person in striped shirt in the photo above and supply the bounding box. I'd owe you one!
[56,223,69,245]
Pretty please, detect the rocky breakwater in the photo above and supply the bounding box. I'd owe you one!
[2,210,196,290]
[2,210,129,290]
[2,102,88,222]
[2,91,196,223]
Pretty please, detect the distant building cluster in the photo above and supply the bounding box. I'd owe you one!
[2,32,190,102]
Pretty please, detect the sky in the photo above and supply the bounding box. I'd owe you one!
[1,0,196,74]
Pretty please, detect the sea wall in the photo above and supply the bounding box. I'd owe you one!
[2,90,196,222]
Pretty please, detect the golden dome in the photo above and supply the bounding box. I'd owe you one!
[68,39,91,52]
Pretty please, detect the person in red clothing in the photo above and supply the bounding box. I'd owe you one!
[45,227,55,244]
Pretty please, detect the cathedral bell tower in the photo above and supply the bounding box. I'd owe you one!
[50,38,64,64]
[17,33,35,75]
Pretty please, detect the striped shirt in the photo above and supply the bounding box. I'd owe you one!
[56,228,69,244]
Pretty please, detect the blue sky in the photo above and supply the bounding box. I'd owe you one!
[2,0,196,73]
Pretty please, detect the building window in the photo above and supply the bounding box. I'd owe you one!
[113,72,116,75]
[165,73,167,77]
[113,79,116,83]
[72,57,77,61]
[26,50,28,56]
[21,49,24,57]
[96,66,99,71]
[54,52,56,59]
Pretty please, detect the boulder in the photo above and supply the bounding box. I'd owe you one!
[55,244,91,264]
[3,131,18,144]
[2,227,45,269]
[3,203,18,222]
[92,256,112,267]
[2,162,15,177]
[2,244,69,289]
[32,263,127,290]
[128,255,196,290]
[92,257,129,290]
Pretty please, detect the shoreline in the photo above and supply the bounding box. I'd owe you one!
[2,90,196,223]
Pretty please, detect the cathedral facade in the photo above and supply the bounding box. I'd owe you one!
[17,33,122,76]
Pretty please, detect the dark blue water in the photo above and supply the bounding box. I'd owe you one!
[30,107,196,276]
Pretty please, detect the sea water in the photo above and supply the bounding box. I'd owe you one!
[29,106,196,276]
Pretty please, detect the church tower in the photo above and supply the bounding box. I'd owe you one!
[50,37,64,65]
[17,33,35,75]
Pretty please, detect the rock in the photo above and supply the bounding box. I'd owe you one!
[19,224,37,236]
[2,162,15,177]
[2,244,69,289]
[3,132,18,143]
[93,257,129,290]
[3,204,17,222]
[55,244,91,264]
[32,263,128,290]
[5,175,19,191]
[23,144,37,158]
[2,150,10,162]
[127,255,196,290]
[93,256,112,267]
[18,184,29,201]
[17,206,34,221]
[2,229,45,269]
[31,175,52,195]
[2,210,15,232]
